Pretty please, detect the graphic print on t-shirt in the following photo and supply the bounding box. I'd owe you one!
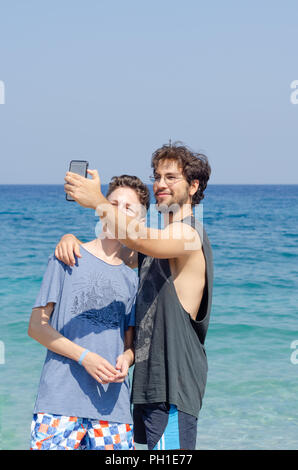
[70,270,126,329]
[32,252,137,423]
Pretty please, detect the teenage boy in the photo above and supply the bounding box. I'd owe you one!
[28,175,150,450]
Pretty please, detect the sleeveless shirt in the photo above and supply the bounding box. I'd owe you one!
[131,215,213,418]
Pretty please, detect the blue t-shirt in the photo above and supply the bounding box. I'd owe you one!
[32,245,138,424]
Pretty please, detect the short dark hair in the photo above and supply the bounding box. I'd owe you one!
[106,174,150,211]
[151,142,211,206]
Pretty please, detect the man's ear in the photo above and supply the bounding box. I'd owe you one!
[189,179,199,196]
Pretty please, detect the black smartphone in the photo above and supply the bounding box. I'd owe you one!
[66,160,89,201]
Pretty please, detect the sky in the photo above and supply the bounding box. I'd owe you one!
[0,0,298,184]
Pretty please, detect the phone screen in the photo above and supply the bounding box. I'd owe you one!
[66,160,89,201]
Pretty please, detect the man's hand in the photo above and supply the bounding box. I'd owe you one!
[82,351,121,385]
[64,169,102,209]
[55,234,82,267]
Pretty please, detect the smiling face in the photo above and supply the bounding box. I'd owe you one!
[153,159,193,211]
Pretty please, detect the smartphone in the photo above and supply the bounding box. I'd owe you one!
[66,160,89,201]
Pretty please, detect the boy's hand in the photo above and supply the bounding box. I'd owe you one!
[55,234,81,267]
[82,351,121,385]
[112,354,130,383]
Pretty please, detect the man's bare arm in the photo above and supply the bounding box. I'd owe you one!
[64,170,201,259]
[55,234,82,266]
[55,234,138,268]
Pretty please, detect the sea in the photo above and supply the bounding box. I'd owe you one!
[0,184,297,450]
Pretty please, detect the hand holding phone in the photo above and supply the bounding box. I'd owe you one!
[66,160,89,201]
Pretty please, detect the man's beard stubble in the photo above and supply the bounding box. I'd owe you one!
[155,187,190,214]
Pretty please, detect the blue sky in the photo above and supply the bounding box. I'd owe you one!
[0,0,297,184]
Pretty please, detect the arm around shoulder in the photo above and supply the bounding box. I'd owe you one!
[55,233,83,267]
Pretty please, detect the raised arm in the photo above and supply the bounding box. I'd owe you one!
[64,170,201,259]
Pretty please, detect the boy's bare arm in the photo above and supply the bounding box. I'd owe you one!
[28,303,120,384]
[114,327,135,383]
[123,326,135,366]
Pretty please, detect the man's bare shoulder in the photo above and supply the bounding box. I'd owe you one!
[170,221,202,254]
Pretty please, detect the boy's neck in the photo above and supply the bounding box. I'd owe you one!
[85,236,123,264]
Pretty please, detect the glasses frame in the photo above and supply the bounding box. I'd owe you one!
[149,174,185,186]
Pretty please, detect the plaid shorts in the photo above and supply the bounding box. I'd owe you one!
[30,413,135,450]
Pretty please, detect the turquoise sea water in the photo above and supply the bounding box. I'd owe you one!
[0,184,297,450]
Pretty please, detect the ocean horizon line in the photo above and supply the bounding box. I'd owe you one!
[1,183,297,187]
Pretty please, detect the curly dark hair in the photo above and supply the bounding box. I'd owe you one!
[106,174,150,211]
[151,142,211,206]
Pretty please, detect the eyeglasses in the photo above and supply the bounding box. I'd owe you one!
[149,174,184,186]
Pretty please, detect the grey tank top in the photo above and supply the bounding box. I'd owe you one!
[131,215,213,418]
